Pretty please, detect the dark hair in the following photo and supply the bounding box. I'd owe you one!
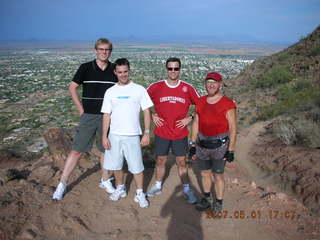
[94,38,113,50]
[114,58,130,69]
[166,57,181,68]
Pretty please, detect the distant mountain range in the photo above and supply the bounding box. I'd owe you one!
[0,34,291,47]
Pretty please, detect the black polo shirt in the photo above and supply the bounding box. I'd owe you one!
[72,60,117,114]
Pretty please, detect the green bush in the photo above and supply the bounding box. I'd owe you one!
[250,65,295,89]
[309,43,320,56]
[257,85,320,120]
[277,79,312,101]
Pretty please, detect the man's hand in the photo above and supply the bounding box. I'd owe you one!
[102,137,111,150]
[176,116,192,128]
[79,108,84,116]
[224,151,234,162]
[140,133,150,147]
[152,113,164,127]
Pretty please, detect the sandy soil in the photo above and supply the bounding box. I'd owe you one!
[1,122,320,240]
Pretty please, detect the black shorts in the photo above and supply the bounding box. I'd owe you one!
[197,158,226,174]
[154,135,188,156]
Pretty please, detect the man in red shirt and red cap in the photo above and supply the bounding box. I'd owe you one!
[190,72,237,211]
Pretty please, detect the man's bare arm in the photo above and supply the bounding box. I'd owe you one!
[141,108,151,146]
[226,108,237,151]
[102,113,111,149]
[69,81,84,115]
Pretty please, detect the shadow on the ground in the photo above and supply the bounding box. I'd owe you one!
[67,163,101,193]
[161,184,204,240]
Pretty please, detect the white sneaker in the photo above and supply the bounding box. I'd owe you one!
[109,186,127,201]
[184,189,197,204]
[147,184,162,197]
[99,177,115,194]
[52,182,66,200]
[134,192,149,208]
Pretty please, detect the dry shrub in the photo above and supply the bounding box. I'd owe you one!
[272,118,297,145]
[293,118,320,148]
[273,116,320,148]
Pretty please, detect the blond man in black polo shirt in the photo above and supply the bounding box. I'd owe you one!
[53,38,118,200]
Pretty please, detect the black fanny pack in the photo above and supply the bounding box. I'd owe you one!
[198,136,228,149]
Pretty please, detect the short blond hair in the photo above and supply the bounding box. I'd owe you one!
[94,38,113,50]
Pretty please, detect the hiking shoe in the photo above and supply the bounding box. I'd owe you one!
[109,187,127,201]
[134,192,149,208]
[52,182,66,200]
[99,177,115,194]
[213,201,223,211]
[195,196,213,211]
[147,184,162,197]
[184,189,197,204]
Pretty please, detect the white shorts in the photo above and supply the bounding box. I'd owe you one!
[104,133,144,174]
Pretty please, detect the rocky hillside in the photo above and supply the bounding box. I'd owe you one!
[225,26,320,215]
[227,25,320,129]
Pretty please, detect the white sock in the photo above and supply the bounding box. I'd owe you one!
[183,184,190,193]
[155,181,162,189]
[136,189,143,195]
[117,184,125,190]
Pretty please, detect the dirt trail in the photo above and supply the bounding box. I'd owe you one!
[7,122,320,240]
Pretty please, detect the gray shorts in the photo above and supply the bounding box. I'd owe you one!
[196,132,229,174]
[72,113,104,153]
[155,135,188,156]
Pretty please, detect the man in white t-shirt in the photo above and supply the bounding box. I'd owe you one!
[101,58,153,208]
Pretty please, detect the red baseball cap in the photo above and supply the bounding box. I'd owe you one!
[205,72,223,82]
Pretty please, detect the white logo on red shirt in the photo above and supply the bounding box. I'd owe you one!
[182,86,188,92]
[160,96,186,104]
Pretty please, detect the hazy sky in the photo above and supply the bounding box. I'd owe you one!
[0,0,319,43]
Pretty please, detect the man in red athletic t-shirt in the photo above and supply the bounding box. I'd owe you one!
[147,57,200,204]
[190,72,237,211]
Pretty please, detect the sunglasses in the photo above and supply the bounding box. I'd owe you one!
[167,67,180,71]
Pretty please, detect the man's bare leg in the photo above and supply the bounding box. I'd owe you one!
[155,155,167,181]
[60,150,83,184]
[175,156,188,184]
[213,173,225,200]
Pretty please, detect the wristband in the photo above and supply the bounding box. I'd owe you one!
[189,141,196,145]
[144,129,150,134]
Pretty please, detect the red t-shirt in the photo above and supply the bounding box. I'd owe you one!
[147,80,200,140]
[196,96,236,136]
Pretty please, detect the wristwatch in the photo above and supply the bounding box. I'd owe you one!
[189,141,196,145]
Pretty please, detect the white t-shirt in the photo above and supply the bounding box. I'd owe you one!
[101,81,153,135]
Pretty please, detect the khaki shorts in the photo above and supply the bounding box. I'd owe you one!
[72,113,104,153]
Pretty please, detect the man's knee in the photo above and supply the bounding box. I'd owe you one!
[70,150,84,158]
[214,173,224,183]
[175,156,186,168]
[201,170,212,178]
[156,156,167,167]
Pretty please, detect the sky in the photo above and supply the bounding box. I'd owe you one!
[0,0,319,44]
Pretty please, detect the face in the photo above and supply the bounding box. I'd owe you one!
[114,65,130,85]
[95,43,112,62]
[166,61,181,81]
[205,80,221,96]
